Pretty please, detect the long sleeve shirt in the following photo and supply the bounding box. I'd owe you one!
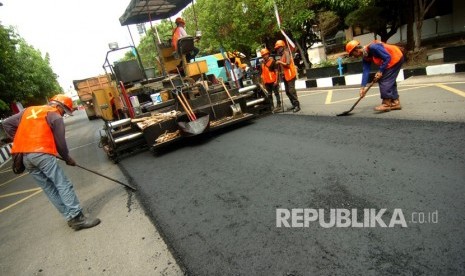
[3,109,71,159]
[361,43,391,86]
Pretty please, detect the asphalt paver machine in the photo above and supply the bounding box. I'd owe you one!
[99,0,272,162]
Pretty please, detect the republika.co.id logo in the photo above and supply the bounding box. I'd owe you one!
[276,208,438,228]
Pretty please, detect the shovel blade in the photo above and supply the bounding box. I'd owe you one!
[231,103,242,116]
[178,114,210,135]
[336,111,352,116]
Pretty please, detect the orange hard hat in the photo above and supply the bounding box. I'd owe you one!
[50,94,73,115]
[260,48,270,56]
[274,40,286,49]
[175,17,185,25]
[346,40,360,55]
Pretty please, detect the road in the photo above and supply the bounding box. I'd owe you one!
[118,74,465,275]
[1,74,464,275]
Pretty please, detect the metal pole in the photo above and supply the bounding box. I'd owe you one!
[58,157,137,191]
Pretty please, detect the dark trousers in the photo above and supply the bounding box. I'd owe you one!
[284,77,299,107]
[186,47,200,63]
[379,57,404,100]
[265,83,281,106]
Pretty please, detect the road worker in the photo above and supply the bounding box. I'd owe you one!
[346,40,404,111]
[3,94,101,231]
[172,17,199,63]
[275,40,300,113]
[260,48,281,110]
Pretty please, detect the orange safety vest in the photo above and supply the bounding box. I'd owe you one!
[11,106,60,156]
[366,41,403,69]
[172,27,182,51]
[261,58,277,84]
[280,50,297,81]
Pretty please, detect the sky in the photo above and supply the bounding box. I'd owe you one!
[0,0,146,91]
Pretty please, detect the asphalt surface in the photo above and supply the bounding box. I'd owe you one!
[118,74,465,275]
[1,74,464,275]
[120,114,465,275]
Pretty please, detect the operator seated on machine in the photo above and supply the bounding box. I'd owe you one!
[171,17,200,66]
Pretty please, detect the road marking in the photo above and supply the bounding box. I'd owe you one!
[0,168,12,174]
[0,189,42,214]
[436,84,465,98]
[0,188,42,198]
[325,90,333,104]
[330,93,378,104]
[69,140,99,151]
[398,84,433,92]
[0,173,28,188]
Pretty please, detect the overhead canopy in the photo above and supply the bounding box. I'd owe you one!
[120,0,192,26]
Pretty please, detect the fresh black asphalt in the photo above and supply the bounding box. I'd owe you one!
[120,114,465,275]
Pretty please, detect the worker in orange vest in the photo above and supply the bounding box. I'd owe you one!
[172,17,199,63]
[275,40,300,113]
[3,94,100,231]
[260,48,281,110]
[346,40,404,111]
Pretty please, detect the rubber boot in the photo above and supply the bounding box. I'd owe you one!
[374,99,392,112]
[68,212,101,231]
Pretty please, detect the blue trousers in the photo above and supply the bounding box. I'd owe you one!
[378,57,404,100]
[23,153,82,221]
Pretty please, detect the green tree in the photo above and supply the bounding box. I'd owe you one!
[186,0,272,57]
[0,25,61,115]
[121,20,174,75]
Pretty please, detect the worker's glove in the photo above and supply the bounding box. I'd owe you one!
[65,156,77,166]
[359,87,367,98]
[374,72,383,82]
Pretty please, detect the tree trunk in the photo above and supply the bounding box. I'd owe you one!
[414,0,421,50]
[295,40,311,70]
[406,0,414,51]
[414,0,438,50]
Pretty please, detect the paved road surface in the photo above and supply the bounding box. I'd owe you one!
[1,74,464,275]
[120,114,464,275]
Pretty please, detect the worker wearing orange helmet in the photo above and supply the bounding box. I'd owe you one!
[346,39,404,111]
[3,94,100,231]
[260,48,281,110]
[172,17,199,63]
[275,40,300,112]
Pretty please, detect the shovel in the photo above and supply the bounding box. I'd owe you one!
[336,80,376,116]
[218,77,242,116]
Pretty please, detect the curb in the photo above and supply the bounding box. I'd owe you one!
[294,62,465,89]
[0,143,12,167]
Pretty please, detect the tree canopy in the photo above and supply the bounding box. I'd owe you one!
[0,25,61,116]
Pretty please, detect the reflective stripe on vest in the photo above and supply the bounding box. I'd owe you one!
[11,106,59,156]
[261,59,277,84]
[368,41,403,69]
[280,50,297,81]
